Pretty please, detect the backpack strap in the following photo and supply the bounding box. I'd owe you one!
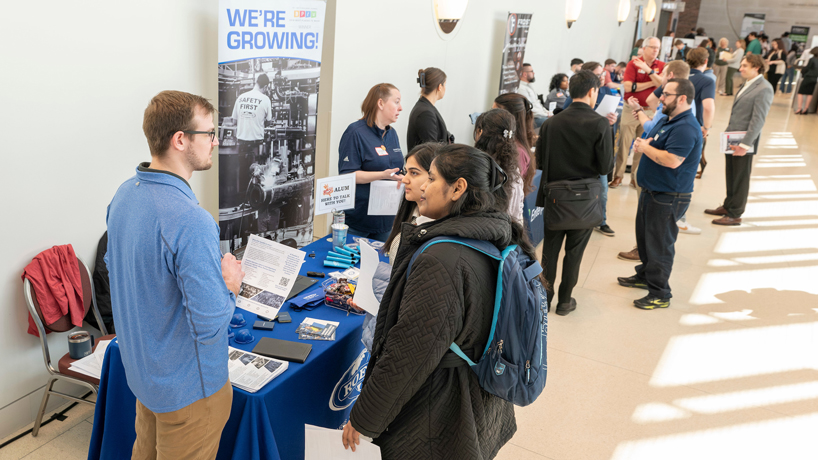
[406,236,508,367]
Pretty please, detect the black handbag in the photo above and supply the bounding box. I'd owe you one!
[541,142,603,231]
[543,178,603,230]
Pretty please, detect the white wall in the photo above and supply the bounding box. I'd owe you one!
[325,0,657,180]
[698,0,818,45]
[0,0,224,439]
[0,0,653,440]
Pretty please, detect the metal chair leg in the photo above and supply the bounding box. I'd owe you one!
[32,377,57,437]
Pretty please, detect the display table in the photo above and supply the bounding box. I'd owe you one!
[523,169,544,246]
[88,236,381,460]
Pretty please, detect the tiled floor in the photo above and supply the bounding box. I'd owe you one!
[3,92,817,459]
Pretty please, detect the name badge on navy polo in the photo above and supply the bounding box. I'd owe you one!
[375,145,388,156]
[655,129,665,141]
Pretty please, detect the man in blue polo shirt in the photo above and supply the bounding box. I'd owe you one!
[617,79,702,309]
[107,91,245,458]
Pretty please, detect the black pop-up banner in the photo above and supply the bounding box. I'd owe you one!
[498,12,533,95]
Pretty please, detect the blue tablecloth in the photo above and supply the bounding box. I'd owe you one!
[88,236,382,460]
[523,169,544,246]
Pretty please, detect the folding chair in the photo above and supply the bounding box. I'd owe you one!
[24,255,115,436]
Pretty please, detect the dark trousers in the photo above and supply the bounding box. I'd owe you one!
[723,153,755,218]
[634,191,690,299]
[542,228,593,306]
[238,139,263,196]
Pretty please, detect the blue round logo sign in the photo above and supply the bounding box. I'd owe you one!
[329,348,369,411]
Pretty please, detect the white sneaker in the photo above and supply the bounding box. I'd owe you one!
[677,220,702,234]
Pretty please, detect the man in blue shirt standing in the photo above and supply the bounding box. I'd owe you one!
[617,80,702,309]
[107,91,245,458]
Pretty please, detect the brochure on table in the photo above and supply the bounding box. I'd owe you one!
[315,173,356,215]
[236,234,306,320]
[228,346,288,393]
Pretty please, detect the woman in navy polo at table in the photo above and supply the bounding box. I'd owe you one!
[338,83,405,241]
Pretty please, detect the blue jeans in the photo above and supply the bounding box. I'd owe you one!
[634,190,691,299]
[599,175,609,226]
[534,116,547,129]
[347,227,391,243]
[780,68,796,93]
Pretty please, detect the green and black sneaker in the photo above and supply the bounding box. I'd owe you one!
[633,295,670,310]
[617,275,648,290]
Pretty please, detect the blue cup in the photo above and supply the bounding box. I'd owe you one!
[230,313,246,328]
[234,329,255,344]
[331,224,348,250]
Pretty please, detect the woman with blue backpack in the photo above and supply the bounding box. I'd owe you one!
[343,145,547,459]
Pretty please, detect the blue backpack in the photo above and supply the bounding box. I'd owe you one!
[406,236,548,406]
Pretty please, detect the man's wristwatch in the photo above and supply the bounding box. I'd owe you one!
[649,69,655,75]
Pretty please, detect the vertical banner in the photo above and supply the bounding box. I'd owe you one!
[740,13,765,38]
[791,26,810,53]
[218,0,326,252]
[498,12,532,95]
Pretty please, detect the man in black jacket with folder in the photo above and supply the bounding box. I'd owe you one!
[535,70,614,315]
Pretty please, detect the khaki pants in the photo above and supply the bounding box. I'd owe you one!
[616,107,654,184]
[133,380,233,460]
[714,64,728,94]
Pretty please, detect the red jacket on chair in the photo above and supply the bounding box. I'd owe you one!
[22,245,85,337]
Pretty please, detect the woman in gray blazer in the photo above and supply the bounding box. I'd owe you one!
[706,54,774,226]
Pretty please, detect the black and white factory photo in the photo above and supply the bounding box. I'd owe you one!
[218,57,319,252]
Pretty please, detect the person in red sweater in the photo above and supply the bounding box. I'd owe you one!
[611,36,665,188]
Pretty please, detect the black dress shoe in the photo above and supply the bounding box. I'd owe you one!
[617,275,648,289]
[555,298,577,316]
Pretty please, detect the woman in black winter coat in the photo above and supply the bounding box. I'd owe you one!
[343,145,538,459]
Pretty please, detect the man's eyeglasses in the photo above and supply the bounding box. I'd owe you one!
[661,92,679,98]
[183,130,217,142]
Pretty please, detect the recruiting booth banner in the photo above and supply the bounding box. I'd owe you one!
[741,13,765,38]
[218,0,326,252]
[791,26,810,52]
[315,173,356,215]
[498,12,532,95]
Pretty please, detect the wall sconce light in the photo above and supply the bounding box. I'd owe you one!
[435,0,468,34]
[617,0,631,26]
[645,0,657,22]
[565,0,582,29]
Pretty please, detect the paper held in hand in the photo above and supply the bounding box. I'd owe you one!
[595,95,621,117]
[236,234,306,320]
[367,181,404,215]
[720,131,755,154]
[305,424,381,460]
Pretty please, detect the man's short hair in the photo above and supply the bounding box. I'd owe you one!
[748,32,757,38]
[664,60,690,79]
[674,39,685,47]
[616,62,627,68]
[143,91,216,157]
[257,73,270,87]
[686,48,709,68]
[571,58,584,66]
[581,61,602,72]
[783,32,790,37]
[523,62,532,68]
[742,53,767,72]
[643,36,659,47]
[569,70,600,100]
[604,58,617,66]
[668,78,695,105]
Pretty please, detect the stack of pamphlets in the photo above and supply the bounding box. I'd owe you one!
[296,318,339,341]
[68,339,113,380]
[227,346,288,393]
